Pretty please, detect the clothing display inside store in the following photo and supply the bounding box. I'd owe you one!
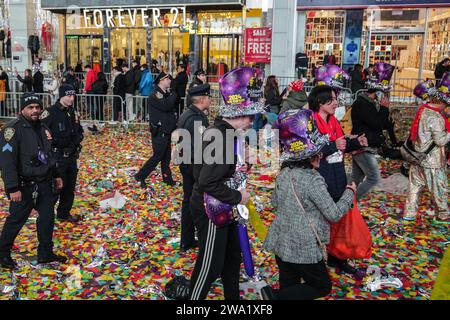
[41,21,53,52]
[305,11,345,76]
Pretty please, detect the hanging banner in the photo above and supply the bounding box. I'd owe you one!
[343,10,364,68]
[244,28,272,63]
[297,0,450,8]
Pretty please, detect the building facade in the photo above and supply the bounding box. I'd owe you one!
[41,0,265,76]
[272,0,450,82]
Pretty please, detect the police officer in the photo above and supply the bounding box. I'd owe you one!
[134,72,177,188]
[0,93,66,269]
[41,84,84,223]
[177,84,211,252]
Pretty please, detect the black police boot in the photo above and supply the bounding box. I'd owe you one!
[260,285,277,300]
[38,252,67,264]
[0,255,17,270]
[180,240,199,253]
[134,174,147,189]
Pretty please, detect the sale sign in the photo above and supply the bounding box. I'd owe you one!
[244,28,272,63]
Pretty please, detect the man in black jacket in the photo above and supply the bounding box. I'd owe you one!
[33,66,44,94]
[134,72,177,187]
[123,64,136,121]
[350,89,385,200]
[112,66,126,121]
[176,84,211,253]
[434,58,450,83]
[41,84,84,223]
[15,68,33,93]
[172,62,189,119]
[0,93,66,269]
[188,67,261,300]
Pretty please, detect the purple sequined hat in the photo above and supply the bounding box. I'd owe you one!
[219,67,265,118]
[273,109,329,161]
[414,75,450,105]
[437,72,450,105]
[366,62,394,92]
[413,81,434,101]
[315,64,349,90]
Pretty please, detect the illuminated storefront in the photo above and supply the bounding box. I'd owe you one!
[41,1,262,75]
[297,0,450,83]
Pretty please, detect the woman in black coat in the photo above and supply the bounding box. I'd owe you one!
[350,64,365,94]
[91,72,109,121]
[15,68,33,92]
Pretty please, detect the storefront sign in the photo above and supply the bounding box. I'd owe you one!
[343,10,364,67]
[244,28,272,63]
[83,7,187,28]
[297,0,450,8]
[41,0,244,9]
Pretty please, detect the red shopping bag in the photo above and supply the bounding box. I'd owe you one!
[328,197,372,260]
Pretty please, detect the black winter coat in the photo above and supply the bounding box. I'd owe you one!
[0,116,58,195]
[17,74,33,93]
[113,73,126,99]
[125,70,136,94]
[33,71,44,93]
[351,94,385,148]
[317,135,362,201]
[148,86,177,134]
[92,77,108,95]
[191,118,242,213]
[350,69,365,94]
[172,71,189,98]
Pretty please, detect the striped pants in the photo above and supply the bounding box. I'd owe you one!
[189,206,241,300]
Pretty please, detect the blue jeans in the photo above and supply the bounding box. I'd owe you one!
[352,152,381,201]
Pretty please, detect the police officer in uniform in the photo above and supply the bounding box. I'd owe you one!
[134,72,177,188]
[177,84,211,252]
[41,84,84,223]
[0,93,66,269]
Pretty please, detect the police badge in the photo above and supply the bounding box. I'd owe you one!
[40,110,50,119]
[4,128,15,142]
[156,92,164,99]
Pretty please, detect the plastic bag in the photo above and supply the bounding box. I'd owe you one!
[328,197,372,260]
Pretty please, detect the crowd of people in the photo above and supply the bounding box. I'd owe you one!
[0,56,449,301]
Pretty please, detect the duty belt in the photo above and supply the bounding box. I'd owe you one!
[19,176,52,190]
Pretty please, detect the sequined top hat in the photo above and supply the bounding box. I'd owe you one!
[315,64,349,90]
[366,62,394,92]
[415,73,450,105]
[218,67,265,118]
[273,109,329,162]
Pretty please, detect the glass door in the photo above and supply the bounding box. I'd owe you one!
[66,36,103,71]
[201,35,240,82]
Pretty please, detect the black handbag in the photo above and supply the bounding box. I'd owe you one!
[400,138,436,165]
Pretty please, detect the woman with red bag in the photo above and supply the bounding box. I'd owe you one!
[308,83,368,274]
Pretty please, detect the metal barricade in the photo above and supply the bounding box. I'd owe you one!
[0,92,53,119]
[74,93,124,123]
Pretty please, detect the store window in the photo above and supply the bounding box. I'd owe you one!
[366,8,426,32]
[305,10,345,75]
[424,8,450,75]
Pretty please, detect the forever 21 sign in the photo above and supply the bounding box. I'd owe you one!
[82,7,188,28]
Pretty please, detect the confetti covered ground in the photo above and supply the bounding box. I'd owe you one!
[0,126,448,300]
